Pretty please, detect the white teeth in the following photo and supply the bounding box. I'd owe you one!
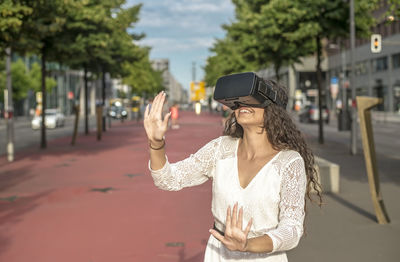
[239,109,251,113]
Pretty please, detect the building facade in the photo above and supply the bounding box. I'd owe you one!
[326,2,400,113]
[257,55,328,111]
[151,58,187,104]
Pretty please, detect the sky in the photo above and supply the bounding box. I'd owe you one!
[127,0,235,89]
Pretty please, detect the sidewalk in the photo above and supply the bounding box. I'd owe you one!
[0,111,223,262]
[0,111,398,262]
[292,125,400,262]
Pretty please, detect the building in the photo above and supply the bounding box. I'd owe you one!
[151,59,187,104]
[257,4,400,114]
[4,55,112,118]
[327,4,400,113]
[257,55,328,111]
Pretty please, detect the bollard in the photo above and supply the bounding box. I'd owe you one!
[96,106,103,141]
[356,96,390,224]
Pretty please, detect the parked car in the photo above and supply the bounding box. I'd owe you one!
[31,109,65,130]
[298,104,329,124]
[108,105,128,119]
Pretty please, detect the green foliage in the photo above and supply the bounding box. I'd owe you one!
[0,59,56,103]
[0,0,32,52]
[204,37,253,87]
[28,62,57,93]
[122,48,164,95]
[388,0,400,18]
[205,0,379,83]
[0,0,159,104]
[117,89,127,99]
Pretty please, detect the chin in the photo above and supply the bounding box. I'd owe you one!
[237,118,263,127]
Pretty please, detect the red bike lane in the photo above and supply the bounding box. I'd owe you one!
[0,111,224,262]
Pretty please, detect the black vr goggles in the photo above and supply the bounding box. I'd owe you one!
[213,72,286,110]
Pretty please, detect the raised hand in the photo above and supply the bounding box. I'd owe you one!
[209,203,253,252]
[144,91,171,143]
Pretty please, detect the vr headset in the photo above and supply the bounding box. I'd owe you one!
[213,72,286,110]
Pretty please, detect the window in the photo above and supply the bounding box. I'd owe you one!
[372,56,388,72]
[392,53,400,69]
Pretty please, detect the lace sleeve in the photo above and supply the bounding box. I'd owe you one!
[149,137,221,191]
[266,156,307,253]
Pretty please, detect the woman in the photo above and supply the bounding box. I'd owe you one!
[144,80,322,261]
[169,102,180,129]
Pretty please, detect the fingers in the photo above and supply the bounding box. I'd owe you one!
[238,206,243,230]
[232,203,238,227]
[209,229,225,243]
[148,92,160,117]
[226,203,248,232]
[225,205,232,230]
[163,112,171,126]
[244,218,253,236]
[152,91,166,118]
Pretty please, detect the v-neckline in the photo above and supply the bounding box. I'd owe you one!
[234,139,281,190]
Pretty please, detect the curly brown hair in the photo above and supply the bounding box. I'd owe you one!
[223,79,322,206]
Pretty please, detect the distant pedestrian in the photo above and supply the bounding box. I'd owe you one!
[169,103,179,129]
[144,80,322,261]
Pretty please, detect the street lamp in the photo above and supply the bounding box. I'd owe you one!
[350,0,357,155]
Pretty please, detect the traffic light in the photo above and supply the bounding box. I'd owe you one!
[371,34,382,53]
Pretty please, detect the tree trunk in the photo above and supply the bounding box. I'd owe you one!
[316,35,324,144]
[84,66,89,135]
[41,48,47,148]
[274,64,281,82]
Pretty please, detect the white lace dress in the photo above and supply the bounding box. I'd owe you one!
[149,136,307,262]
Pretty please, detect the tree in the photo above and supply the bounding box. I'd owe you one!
[18,0,74,148]
[0,59,56,107]
[388,0,400,19]
[0,0,32,53]
[60,0,144,134]
[262,0,378,144]
[204,0,311,84]
[122,48,164,96]
[204,37,252,87]
[28,62,57,94]
[0,59,29,103]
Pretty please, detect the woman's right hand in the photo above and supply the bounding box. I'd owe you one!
[144,91,171,143]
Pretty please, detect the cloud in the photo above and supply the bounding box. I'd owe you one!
[167,0,233,13]
[137,0,234,14]
[126,0,235,85]
[138,37,216,53]
[136,0,234,33]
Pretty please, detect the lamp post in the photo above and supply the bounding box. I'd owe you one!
[350,0,357,155]
[5,47,14,162]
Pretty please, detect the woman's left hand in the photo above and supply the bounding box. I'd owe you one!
[209,203,253,252]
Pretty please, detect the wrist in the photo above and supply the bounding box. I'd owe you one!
[149,138,165,150]
[242,239,249,252]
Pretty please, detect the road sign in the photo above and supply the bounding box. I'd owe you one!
[371,34,382,53]
[190,81,206,101]
[330,77,339,99]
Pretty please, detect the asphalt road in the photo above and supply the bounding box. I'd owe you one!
[296,115,400,161]
[1,112,399,160]
[0,116,126,156]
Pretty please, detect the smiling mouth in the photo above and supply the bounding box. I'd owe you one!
[238,107,253,114]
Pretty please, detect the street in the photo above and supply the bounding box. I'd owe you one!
[2,111,399,161]
[0,111,399,262]
[0,116,127,156]
[297,114,400,160]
